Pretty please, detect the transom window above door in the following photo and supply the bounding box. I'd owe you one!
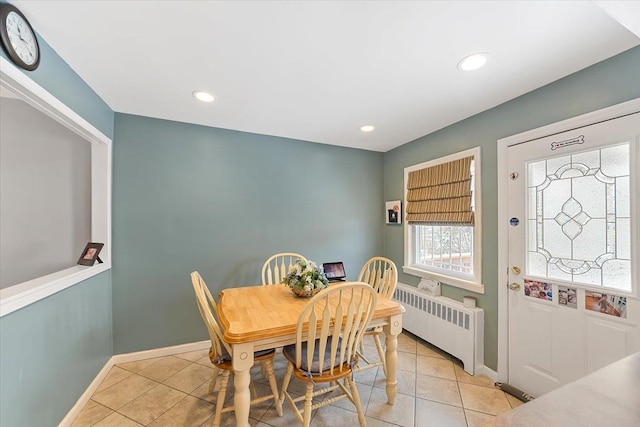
[403,147,483,293]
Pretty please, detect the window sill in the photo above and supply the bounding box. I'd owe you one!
[0,262,111,317]
[403,266,485,294]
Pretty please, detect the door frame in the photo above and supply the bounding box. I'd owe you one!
[496,97,640,383]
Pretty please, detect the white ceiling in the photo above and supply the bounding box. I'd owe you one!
[9,1,640,152]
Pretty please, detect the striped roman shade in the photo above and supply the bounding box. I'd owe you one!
[406,156,474,225]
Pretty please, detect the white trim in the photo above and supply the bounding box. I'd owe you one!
[402,266,485,294]
[0,55,113,317]
[403,146,483,293]
[0,57,111,146]
[496,133,511,383]
[496,97,640,384]
[0,264,110,317]
[57,357,115,427]
[497,98,640,148]
[110,340,210,365]
[475,365,499,383]
[58,340,210,427]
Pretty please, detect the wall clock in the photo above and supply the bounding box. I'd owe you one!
[0,3,40,71]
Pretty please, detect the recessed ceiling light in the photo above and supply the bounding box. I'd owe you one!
[360,125,375,132]
[457,53,489,71]
[192,90,215,103]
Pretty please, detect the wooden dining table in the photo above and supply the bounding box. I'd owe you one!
[217,282,405,427]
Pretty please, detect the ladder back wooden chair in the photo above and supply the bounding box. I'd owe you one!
[280,282,377,427]
[356,256,398,376]
[261,252,307,285]
[191,271,283,426]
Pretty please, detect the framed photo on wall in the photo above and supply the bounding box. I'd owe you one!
[77,242,104,266]
[385,200,401,224]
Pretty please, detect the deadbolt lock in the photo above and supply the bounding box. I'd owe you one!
[511,266,521,275]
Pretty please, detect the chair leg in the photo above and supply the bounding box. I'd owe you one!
[213,370,230,427]
[280,362,294,404]
[303,381,314,427]
[209,366,220,393]
[263,357,283,416]
[260,361,268,380]
[250,377,258,399]
[374,333,387,377]
[357,335,373,367]
[347,376,367,427]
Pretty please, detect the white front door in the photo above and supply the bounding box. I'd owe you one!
[506,112,640,397]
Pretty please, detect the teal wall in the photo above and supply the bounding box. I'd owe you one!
[112,114,383,353]
[0,11,115,425]
[383,45,640,370]
[0,272,113,427]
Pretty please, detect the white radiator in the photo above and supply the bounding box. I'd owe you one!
[393,282,484,375]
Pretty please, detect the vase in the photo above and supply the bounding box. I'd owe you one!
[290,286,324,298]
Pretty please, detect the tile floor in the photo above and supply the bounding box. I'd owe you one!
[71,331,524,427]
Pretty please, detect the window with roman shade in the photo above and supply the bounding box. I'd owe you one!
[403,147,483,293]
[406,156,474,225]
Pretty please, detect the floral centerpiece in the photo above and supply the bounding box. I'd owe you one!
[281,259,329,297]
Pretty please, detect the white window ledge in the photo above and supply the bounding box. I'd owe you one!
[403,266,485,294]
[0,263,111,317]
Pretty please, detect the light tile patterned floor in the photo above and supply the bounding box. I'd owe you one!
[71,331,525,426]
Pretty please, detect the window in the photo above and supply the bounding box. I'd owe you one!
[526,143,632,291]
[403,147,483,293]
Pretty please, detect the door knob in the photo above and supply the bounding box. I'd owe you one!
[509,282,521,291]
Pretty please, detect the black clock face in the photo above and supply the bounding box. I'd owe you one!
[0,4,40,71]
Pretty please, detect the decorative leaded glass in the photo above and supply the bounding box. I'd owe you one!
[526,143,631,291]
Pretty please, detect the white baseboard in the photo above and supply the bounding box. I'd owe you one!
[58,340,210,427]
[58,358,115,427]
[111,340,210,365]
[475,364,499,382]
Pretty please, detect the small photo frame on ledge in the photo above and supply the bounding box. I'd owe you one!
[385,200,401,224]
[77,242,104,266]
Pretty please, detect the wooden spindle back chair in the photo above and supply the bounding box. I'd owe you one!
[356,257,398,376]
[261,252,307,285]
[280,282,377,427]
[191,271,283,426]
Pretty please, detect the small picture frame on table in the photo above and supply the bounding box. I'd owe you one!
[385,200,401,224]
[77,242,104,266]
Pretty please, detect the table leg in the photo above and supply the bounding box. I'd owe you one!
[383,314,403,404]
[232,343,255,427]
